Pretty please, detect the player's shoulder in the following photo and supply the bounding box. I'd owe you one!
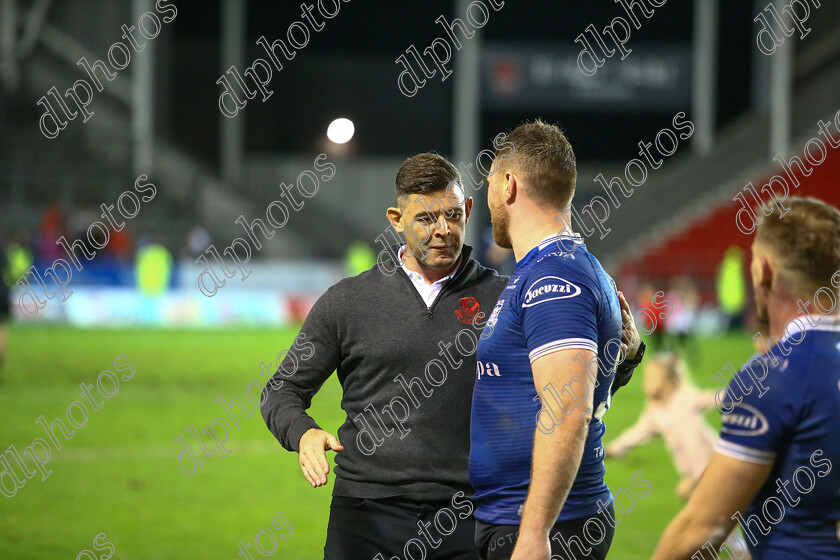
[526,242,597,280]
[732,328,833,407]
[780,322,840,389]
[797,320,840,359]
[515,261,598,313]
[762,319,840,374]
[524,240,603,285]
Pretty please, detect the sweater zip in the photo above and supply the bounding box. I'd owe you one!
[428,277,454,317]
[394,255,470,319]
[427,256,471,317]
[395,267,434,315]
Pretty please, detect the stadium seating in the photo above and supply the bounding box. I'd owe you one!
[618,139,840,300]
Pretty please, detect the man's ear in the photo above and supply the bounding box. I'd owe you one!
[386,206,404,233]
[757,254,774,294]
[464,197,474,222]
[505,171,517,203]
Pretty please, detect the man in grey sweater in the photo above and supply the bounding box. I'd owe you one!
[260,153,642,560]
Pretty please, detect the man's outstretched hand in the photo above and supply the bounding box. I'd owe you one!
[298,428,344,487]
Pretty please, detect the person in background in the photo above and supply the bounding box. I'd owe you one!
[637,281,665,350]
[607,353,751,555]
[716,246,747,332]
[38,204,67,261]
[0,229,33,369]
[344,240,376,277]
[186,224,212,260]
[4,229,33,286]
[108,224,134,262]
[135,237,173,325]
[663,276,700,358]
[136,237,173,297]
[606,353,716,500]
[0,234,10,370]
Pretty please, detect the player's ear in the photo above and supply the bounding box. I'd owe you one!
[464,197,473,222]
[757,254,774,293]
[505,172,517,203]
[386,206,404,233]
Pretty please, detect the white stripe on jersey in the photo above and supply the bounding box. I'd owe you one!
[537,232,584,251]
[528,337,598,363]
[714,439,777,465]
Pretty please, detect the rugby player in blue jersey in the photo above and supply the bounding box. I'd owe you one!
[653,196,840,560]
[469,121,636,560]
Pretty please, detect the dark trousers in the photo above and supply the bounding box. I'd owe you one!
[324,495,479,560]
[474,504,616,560]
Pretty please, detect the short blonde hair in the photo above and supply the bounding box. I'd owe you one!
[646,352,695,388]
[755,196,840,292]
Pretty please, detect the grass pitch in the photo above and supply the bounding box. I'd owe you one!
[0,326,756,559]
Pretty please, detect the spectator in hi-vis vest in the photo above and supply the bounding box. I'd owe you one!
[716,246,747,331]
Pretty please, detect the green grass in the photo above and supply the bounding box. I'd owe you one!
[0,326,756,559]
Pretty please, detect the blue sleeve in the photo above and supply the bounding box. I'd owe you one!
[519,259,599,364]
[714,353,798,465]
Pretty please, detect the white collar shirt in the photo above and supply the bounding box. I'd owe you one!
[399,245,457,307]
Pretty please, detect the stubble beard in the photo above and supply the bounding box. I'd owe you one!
[490,206,512,249]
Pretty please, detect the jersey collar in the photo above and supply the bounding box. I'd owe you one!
[516,232,585,270]
[537,232,584,251]
[781,314,840,343]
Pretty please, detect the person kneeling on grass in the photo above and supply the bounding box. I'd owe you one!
[605,353,752,555]
[606,353,716,501]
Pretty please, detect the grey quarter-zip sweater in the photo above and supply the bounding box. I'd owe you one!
[261,244,508,500]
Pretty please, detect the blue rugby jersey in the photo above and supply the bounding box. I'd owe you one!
[716,317,840,559]
[469,233,622,524]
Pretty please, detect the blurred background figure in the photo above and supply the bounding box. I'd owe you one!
[606,353,716,501]
[5,230,33,284]
[37,203,67,261]
[344,240,375,277]
[185,224,212,260]
[663,276,700,357]
[108,223,134,262]
[716,246,748,332]
[0,234,10,370]
[136,236,173,298]
[0,230,34,370]
[636,282,666,349]
[135,236,173,325]
[605,351,750,554]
